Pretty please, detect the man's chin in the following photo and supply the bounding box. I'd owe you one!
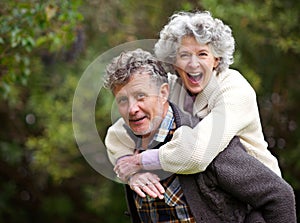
[131,123,155,137]
[132,129,151,136]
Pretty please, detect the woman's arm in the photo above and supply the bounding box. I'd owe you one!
[105,118,135,165]
[158,70,259,173]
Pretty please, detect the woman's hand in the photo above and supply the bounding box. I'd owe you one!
[128,172,165,199]
[114,154,142,182]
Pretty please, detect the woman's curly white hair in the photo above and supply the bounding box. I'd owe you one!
[154,11,235,73]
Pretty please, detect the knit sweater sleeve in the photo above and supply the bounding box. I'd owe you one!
[159,70,260,173]
[105,118,135,165]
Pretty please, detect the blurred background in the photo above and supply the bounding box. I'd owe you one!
[0,0,299,222]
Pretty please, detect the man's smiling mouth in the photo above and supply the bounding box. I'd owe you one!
[129,116,146,123]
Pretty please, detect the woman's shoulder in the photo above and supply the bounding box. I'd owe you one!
[218,68,254,90]
[212,68,257,104]
[219,68,245,81]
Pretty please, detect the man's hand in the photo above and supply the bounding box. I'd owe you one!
[128,172,165,199]
[114,154,142,182]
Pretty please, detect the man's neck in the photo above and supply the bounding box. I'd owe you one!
[141,133,153,149]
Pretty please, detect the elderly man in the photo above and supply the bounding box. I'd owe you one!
[104,48,296,223]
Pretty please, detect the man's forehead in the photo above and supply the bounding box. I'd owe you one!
[114,74,155,94]
[123,72,153,86]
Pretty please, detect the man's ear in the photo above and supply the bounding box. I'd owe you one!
[160,83,169,103]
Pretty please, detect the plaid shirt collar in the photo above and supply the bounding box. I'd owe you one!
[153,105,174,143]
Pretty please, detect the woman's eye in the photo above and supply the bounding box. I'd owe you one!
[179,53,191,59]
[198,52,208,57]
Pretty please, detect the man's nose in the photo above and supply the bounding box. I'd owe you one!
[128,99,139,115]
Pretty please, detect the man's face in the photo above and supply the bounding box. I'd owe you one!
[113,72,169,137]
[175,36,219,94]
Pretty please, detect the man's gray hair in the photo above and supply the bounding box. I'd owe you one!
[104,48,168,92]
[154,11,235,73]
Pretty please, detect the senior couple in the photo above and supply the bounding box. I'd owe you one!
[103,11,296,223]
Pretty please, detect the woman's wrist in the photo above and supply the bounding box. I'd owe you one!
[141,150,162,170]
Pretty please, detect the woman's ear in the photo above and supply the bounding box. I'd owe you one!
[214,57,220,69]
[160,83,169,103]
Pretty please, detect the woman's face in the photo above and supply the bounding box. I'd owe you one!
[174,36,219,94]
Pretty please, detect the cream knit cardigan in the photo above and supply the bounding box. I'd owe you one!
[105,68,282,177]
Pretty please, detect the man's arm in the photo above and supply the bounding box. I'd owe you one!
[212,137,296,223]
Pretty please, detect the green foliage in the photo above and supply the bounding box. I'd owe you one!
[26,72,80,182]
[0,0,83,99]
[0,141,23,165]
[0,181,17,220]
[41,194,74,220]
[93,0,193,45]
[84,181,129,223]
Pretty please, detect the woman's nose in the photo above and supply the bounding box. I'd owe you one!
[188,55,200,68]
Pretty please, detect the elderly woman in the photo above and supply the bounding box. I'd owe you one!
[109,10,281,178]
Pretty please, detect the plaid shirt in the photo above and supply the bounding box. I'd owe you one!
[133,106,196,223]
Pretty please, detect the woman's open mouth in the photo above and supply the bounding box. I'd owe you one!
[187,72,203,84]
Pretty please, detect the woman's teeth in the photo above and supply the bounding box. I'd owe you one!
[188,72,203,82]
[189,73,201,76]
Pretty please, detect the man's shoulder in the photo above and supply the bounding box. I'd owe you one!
[169,102,200,128]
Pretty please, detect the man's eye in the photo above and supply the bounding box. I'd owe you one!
[137,93,145,100]
[117,97,128,104]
